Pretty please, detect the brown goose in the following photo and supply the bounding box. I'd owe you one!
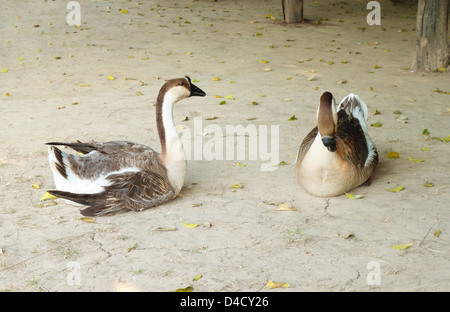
[295,92,378,197]
[47,76,206,216]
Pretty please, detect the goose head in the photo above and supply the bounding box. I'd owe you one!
[316,91,338,152]
[160,76,206,104]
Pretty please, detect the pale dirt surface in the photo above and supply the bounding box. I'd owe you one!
[0,0,449,292]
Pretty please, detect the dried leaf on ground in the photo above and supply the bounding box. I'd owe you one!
[41,192,57,201]
[265,280,290,289]
[391,242,413,250]
[387,185,404,193]
[276,202,297,211]
[172,286,194,292]
[408,157,424,163]
[386,151,399,159]
[182,221,199,229]
[231,182,243,189]
[345,193,363,199]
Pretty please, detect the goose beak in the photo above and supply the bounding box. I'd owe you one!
[321,136,337,152]
[190,82,206,97]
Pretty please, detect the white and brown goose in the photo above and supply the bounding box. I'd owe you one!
[47,76,206,216]
[295,91,378,197]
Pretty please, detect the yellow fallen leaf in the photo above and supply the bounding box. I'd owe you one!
[80,217,95,223]
[370,122,382,127]
[32,182,40,189]
[276,202,297,211]
[434,230,441,237]
[387,185,404,193]
[236,162,246,167]
[437,67,446,73]
[408,157,424,163]
[191,203,202,207]
[386,151,399,159]
[212,77,220,81]
[421,147,429,151]
[263,68,272,72]
[277,161,289,166]
[182,221,198,228]
[172,286,193,292]
[192,274,202,281]
[107,75,115,80]
[1,69,7,73]
[345,193,363,199]
[423,182,434,187]
[265,280,290,289]
[127,244,137,252]
[77,84,91,87]
[224,95,234,100]
[121,9,128,13]
[259,60,269,64]
[41,192,56,201]
[391,242,413,250]
[433,135,450,143]
[231,182,243,189]
[288,115,298,121]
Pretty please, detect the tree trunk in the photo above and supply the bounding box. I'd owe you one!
[282,0,303,23]
[412,0,449,72]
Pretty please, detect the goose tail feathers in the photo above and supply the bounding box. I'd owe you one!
[337,93,368,124]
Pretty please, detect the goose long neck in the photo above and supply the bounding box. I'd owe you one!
[156,90,184,160]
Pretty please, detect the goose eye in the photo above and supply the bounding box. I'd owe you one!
[180,81,184,86]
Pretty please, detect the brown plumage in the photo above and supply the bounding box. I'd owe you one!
[47,77,206,216]
[295,92,378,197]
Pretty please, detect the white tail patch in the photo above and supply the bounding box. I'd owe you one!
[338,93,368,123]
[48,146,140,194]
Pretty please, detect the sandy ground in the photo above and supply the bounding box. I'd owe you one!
[0,0,449,292]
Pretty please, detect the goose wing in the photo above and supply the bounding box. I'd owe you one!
[48,169,174,216]
[46,141,155,156]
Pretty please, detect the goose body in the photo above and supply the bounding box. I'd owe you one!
[47,76,206,216]
[295,92,378,197]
